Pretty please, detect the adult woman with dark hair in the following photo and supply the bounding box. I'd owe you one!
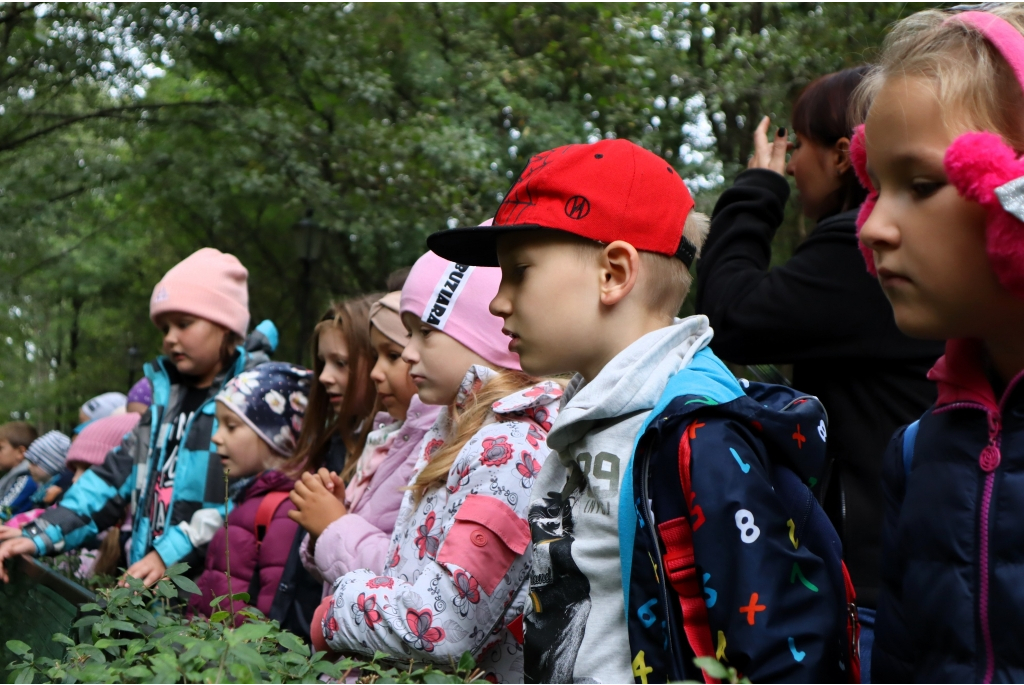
[694,66,943,672]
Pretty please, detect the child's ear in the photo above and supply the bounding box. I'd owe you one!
[598,241,641,307]
[834,136,852,175]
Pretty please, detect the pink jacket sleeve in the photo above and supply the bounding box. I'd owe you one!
[301,512,394,584]
[300,436,422,584]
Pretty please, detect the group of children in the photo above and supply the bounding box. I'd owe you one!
[2,5,1024,682]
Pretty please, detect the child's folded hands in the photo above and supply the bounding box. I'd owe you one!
[288,467,347,540]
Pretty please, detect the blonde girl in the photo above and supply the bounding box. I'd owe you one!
[852,6,1024,682]
[311,251,562,683]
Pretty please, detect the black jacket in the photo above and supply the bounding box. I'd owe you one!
[875,340,1024,682]
[695,169,944,609]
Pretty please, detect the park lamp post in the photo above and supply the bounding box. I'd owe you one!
[126,344,140,391]
[293,210,324,358]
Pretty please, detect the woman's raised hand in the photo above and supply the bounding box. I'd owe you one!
[748,115,790,175]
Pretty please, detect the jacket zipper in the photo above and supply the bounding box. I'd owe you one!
[932,370,1024,684]
[640,442,679,672]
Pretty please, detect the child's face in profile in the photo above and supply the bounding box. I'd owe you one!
[859,75,1020,341]
[491,231,602,377]
[317,326,350,416]
[369,325,416,422]
[27,462,51,484]
[155,312,227,382]
[0,440,24,471]
[212,404,279,478]
[400,312,488,406]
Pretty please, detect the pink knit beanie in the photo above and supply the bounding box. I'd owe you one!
[400,248,521,370]
[66,413,141,468]
[150,248,250,337]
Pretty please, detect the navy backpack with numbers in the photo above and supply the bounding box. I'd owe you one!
[620,347,859,684]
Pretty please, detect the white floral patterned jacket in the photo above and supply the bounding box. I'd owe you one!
[319,366,562,682]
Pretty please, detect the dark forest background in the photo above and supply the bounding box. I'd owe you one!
[0,2,933,429]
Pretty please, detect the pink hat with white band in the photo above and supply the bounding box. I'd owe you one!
[400,239,521,371]
[150,248,250,337]
[66,413,141,468]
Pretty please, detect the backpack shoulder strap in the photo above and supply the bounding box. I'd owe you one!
[902,420,920,479]
[656,420,720,685]
[248,490,292,605]
[255,491,291,545]
[840,561,861,684]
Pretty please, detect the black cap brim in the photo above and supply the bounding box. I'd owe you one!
[426,224,552,267]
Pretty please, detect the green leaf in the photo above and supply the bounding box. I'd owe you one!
[73,615,102,628]
[230,592,250,602]
[210,593,228,608]
[126,608,156,625]
[170,574,201,595]
[5,640,31,656]
[51,633,75,646]
[106,620,139,634]
[210,611,231,623]
[278,631,307,654]
[230,622,271,644]
[457,650,476,672]
[123,665,153,679]
[230,643,267,670]
[13,667,34,684]
[164,562,190,576]
[694,657,730,679]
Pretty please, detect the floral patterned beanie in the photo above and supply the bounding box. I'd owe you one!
[216,362,312,457]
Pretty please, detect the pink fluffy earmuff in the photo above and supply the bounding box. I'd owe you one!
[851,11,1024,300]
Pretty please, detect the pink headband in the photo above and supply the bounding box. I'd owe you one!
[949,12,1024,86]
[853,11,1024,299]
[400,243,521,371]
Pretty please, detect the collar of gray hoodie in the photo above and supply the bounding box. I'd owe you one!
[547,315,715,452]
[0,459,31,498]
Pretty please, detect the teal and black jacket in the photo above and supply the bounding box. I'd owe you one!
[24,321,278,568]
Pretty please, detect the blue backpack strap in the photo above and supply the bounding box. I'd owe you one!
[901,420,920,479]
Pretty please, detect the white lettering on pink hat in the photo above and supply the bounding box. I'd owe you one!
[423,263,475,330]
[400,248,520,371]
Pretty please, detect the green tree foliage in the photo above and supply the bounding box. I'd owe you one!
[0,2,932,427]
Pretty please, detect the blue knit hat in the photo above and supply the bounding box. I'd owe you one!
[216,362,312,457]
[25,431,71,478]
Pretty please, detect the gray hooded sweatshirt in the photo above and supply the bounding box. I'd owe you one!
[524,315,714,684]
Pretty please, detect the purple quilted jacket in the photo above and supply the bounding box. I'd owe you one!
[300,396,440,592]
[190,469,298,620]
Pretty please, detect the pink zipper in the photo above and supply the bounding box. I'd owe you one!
[978,416,999,685]
[931,369,1024,683]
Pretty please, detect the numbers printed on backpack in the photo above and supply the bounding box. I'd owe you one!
[734,509,760,543]
[637,598,658,628]
[817,419,827,442]
[632,650,653,684]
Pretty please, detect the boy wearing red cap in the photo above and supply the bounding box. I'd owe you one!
[429,140,850,683]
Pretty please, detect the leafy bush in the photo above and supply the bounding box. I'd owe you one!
[5,562,485,684]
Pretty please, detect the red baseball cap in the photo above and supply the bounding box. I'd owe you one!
[427,139,697,267]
